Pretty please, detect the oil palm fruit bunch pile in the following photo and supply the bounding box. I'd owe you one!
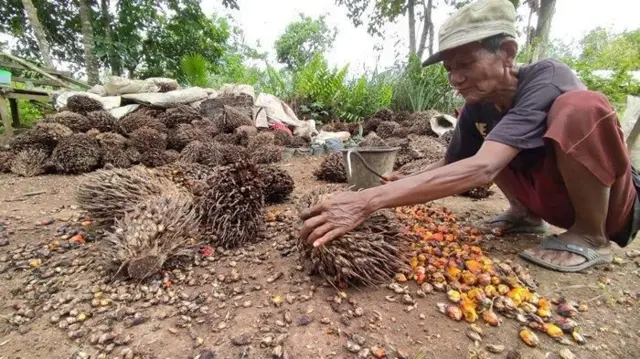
[295,185,412,288]
[393,204,588,347]
[5,93,293,177]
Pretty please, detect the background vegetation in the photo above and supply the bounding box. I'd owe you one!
[0,0,638,127]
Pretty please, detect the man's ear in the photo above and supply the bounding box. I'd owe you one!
[500,39,518,65]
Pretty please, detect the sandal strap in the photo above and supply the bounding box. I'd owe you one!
[540,235,601,261]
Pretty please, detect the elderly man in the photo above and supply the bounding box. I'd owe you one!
[300,0,640,272]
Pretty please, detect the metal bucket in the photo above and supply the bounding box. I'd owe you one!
[340,147,400,191]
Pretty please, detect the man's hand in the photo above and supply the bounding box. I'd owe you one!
[380,171,404,184]
[299,191,372,247]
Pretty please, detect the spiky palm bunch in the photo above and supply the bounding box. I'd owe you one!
[51,133,102,174]
[198,160,264,249]
[101,193,200,280]
[295,186,412,287]
[75,167,185,227]
[258,165,294,204]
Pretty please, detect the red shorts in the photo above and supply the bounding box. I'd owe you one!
[499,91,638,246]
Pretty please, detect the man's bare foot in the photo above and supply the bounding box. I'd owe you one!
[485,209,546,234]
[521,231,611,267]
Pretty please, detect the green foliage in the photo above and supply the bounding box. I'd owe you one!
[16,100,44,127]
[389,54,461,114]
[555,28,640,110]
[142,3,229,79]
[275,14,337,70]
[288,54,392,122]
[180,53,211,87]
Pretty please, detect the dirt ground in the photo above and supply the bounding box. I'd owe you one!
[0,155,639,359]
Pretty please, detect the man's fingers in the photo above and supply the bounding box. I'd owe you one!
[299,203,324,221]
[313,227,348,247]
[300,214,327,241]
[306,222,335,245]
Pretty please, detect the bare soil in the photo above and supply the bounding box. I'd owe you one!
[0,155,639,359]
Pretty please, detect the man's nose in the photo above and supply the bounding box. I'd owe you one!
[448,71,465,86]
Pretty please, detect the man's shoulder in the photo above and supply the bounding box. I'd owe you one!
[519,59,586,92]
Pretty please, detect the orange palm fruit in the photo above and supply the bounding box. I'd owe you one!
[543,323,563,338]
[519,328,539,347]
[482,310,501,326]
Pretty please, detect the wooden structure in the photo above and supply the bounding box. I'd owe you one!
[0,53,90,137]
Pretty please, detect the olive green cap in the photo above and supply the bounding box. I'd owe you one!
[422,0,517,67]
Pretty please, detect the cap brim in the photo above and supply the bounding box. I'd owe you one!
[422,52,444,67]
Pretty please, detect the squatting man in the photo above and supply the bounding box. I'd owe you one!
[299,0,640,272]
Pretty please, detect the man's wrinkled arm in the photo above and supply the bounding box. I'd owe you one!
[362,140,520,212]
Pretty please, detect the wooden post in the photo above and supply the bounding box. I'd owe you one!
[0,94,13,137]
[9,98,19,127]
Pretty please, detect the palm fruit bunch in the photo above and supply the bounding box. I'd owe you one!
[10,148,50,177]
[273,131,292,147]
[0,151,15,173]
[154,162,215,196]
[376,121,401,139]
[258,165,294,204]
[66,94,104,115]
[314,152,347,183]
[86,111,117,132]
[407,135,446,164]
[139,149,169,168]
[118,111,167,135]
[164,149,180,163]
[51,133,102,174]
[197,160,265,249]
[439,130,454,146]
[214,133,239,145]
[234,125,258,147]
[44,111,91,134]
[75,167,185,227]
[460,184,494,199]
[10,122,73,153]
[295,185,412,288]
[387,138,420,170]
[247,132,282,164]
[408,110,438,136]
[129,126,168,151]
[217,105,253,133]
[373,108,394,122]
[97,132,131,168]
[358,132,387,148]
[391,126,411,138]
[157,105,201,128]
[398,158,434,176]
[393,204,586,346]
[101,193,199,280]
[288,136,309,148]
[178,140,220,166]
[362,117,382,136]
[218,144,250,165]
[167,123,205,151]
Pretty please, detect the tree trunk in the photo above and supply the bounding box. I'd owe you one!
[525,5,534,45]
[531,0,556,62]
[426,0,434,57]
[416,0,431,59]
[20,0,55,69]
[78,0,100,85]
[101,0,121,75]
[408,0,416,56]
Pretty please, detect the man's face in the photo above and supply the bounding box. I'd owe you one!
[442,42,508,104]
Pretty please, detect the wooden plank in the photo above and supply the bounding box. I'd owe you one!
[4,92,50,102]
[9,98,19,127]
[0,95,13,137]
[0,53,69,88]
[12,76,61,87]
[627,113,640,152]
[0,59,72,77]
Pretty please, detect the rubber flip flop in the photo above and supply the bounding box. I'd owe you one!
[519,235,613,273]
[486,213,548,234]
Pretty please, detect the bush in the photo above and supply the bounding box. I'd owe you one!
[389,54,462,115]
